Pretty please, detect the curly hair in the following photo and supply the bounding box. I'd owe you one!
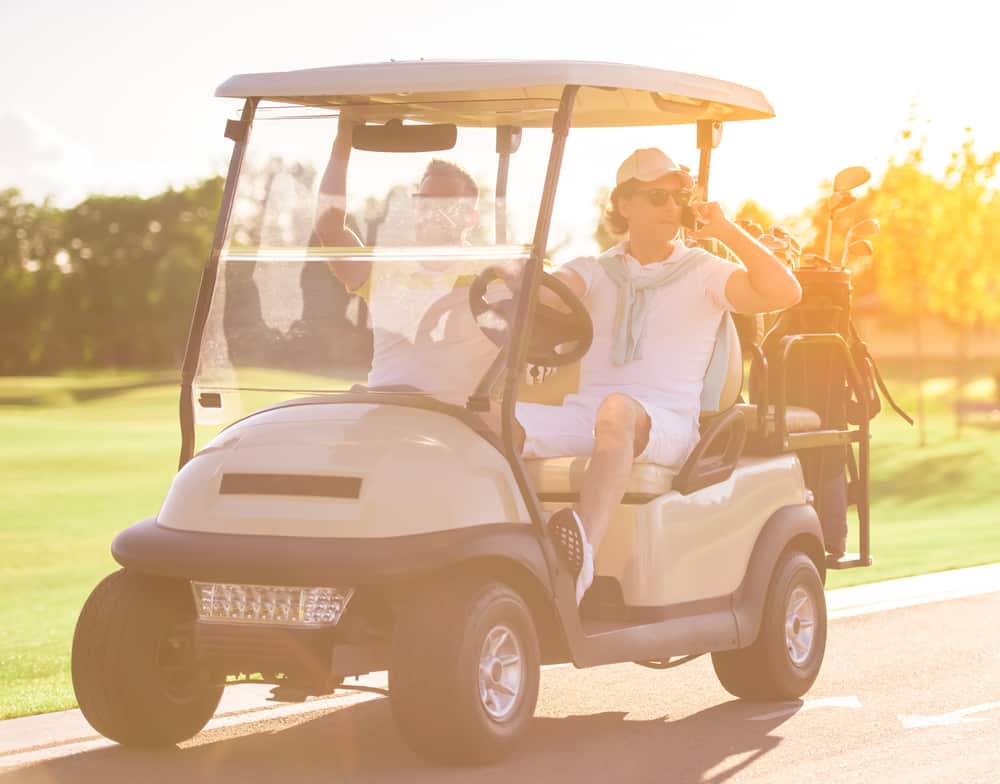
[421,158,479,199]
[601,179,638,237]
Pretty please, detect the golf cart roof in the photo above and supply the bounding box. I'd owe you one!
[215,59,774,128]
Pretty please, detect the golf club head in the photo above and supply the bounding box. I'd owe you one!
[770,224,802,252]
[760,234,793,266]
[849,217,881,238]
[848,239,874,257]
[829,191,857,214]
[759,233,786,251]
[833,165,871,193]
[841,217,879,265]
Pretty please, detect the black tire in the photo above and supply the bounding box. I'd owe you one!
[71,569,223,746]
[389,576,540,765]
[712,550,827,701]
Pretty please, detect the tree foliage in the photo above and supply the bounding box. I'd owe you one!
[733,199,776,234]
[0,179,222,374]
[3,124,999,377]
[870,128,1000,332]
[592,186,617,252]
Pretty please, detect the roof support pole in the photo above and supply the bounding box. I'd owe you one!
[495,152,510,244]
[495,126,522,244]
[696,119,716,199]
[499,84,579,568]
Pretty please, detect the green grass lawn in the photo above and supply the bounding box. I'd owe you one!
[2,364,999,719]
[830,357,1000,588]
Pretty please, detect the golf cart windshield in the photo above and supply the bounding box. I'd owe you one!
[193,105,549,421]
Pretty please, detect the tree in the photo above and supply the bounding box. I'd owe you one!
[592,186,617,252]
[733,200,776,235]
[936,129,1000,435]
[0,189,65,373]
[868,125,1000,443]
[868,134,949,446]
[0,179,223,375]
[57,180,223,369]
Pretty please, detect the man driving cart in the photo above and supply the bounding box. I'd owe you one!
[520,147,802,603]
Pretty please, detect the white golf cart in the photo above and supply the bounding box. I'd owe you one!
[71,60,877,765]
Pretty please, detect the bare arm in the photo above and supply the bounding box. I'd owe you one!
[315,114,368,292]
[691,202,802,313]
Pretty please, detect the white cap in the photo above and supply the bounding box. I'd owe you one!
[615,148,692,187]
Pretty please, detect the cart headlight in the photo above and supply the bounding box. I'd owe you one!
[191,582,354,627]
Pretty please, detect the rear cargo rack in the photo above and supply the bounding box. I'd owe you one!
[750,332,872,570]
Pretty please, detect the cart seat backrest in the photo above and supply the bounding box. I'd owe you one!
[700,312,743,416]
[519,312,743,417]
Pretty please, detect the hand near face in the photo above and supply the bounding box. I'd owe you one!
[687,200,730,240]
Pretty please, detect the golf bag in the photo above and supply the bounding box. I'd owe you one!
[751,263,908,555]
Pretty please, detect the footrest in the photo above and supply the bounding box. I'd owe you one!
[826,552,873,570]
[580,576,626,622]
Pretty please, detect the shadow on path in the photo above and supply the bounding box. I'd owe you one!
[1,696,798,784]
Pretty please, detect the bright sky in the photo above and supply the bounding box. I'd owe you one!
[3,0,999,243]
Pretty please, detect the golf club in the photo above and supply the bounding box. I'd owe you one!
[846,238,874,259]
[823,165,871,258]
[840,217,880,266]
[770,224,802,267]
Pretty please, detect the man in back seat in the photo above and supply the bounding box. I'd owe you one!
[518,148,802,604]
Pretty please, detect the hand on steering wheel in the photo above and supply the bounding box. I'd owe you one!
[468,265,593,367]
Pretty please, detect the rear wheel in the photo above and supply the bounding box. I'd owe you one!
[712,550,826,701]
[389,576,540,764]
[72,569,223,746]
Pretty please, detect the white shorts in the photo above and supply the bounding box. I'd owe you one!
[515,393,700,470]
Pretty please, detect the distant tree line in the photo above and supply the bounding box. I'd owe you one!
[0,180,222,374]
[0,164,371,376]
[3,127,999,380]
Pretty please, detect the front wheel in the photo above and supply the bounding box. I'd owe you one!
[71,569,223,746]
[712,550,827,701]
[389,576,540,765]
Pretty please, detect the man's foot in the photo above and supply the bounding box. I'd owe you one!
[547,508,594,605]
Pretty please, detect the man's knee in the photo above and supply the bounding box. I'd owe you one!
[594,394,650,450]
[595,393,636,428]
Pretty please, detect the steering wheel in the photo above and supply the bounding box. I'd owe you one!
[468,265,593,367]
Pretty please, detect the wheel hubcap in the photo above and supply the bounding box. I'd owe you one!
[785,586,817,666]
[478,624,523,721]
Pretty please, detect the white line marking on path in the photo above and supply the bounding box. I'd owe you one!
[899,701,1000,729]
[0,665,575,769]
[0,690,381,770]
[749,696,862,722]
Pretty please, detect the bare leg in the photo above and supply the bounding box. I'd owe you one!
[577,394,651,551]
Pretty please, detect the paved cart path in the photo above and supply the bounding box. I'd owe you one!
[3,564,1000,783]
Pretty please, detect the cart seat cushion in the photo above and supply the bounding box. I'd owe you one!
[524,455,674,497]
[736,403,822,434]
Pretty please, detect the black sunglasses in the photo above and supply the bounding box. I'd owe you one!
[637,188,692,208]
